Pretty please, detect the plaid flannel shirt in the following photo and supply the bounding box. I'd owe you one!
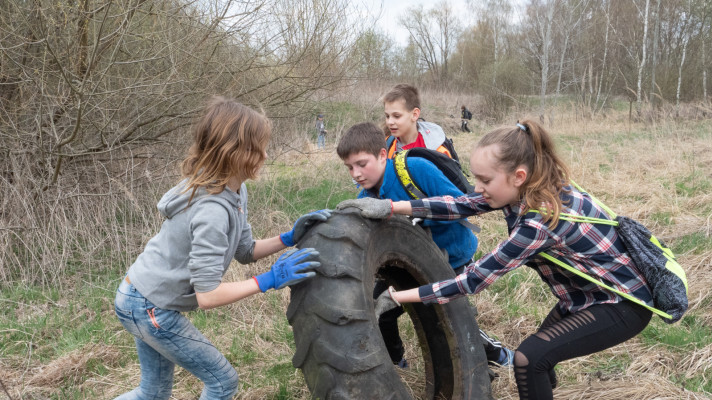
[414,186,654,314]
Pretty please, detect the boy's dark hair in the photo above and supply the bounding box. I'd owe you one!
[337,122,387,160]
[383,84,420,111]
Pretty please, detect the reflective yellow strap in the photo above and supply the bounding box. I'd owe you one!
[539,252,673,320]
[394,151,423,199]
[529,210,619,226]
[570,180,618,219]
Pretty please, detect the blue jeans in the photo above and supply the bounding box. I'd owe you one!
[317,133,325,148]
[114,278,238,400]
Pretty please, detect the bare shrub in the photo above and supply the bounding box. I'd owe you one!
[0,0,360,287]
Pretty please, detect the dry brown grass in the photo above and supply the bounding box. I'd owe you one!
[1,89,710,400]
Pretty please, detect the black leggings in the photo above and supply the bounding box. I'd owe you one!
[515,301,652,400]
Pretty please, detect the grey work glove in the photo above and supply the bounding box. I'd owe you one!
[374,286,401,319]
[336,198,393,219]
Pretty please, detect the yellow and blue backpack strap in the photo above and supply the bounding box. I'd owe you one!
[394,150,426,199]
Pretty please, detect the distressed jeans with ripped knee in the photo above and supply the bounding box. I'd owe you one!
[114,278,239,400]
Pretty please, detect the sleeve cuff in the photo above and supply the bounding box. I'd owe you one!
[410,200,426,217]
[252,276,262,292]
[418,284,437,304]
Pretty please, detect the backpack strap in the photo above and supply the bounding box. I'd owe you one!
[394,150,426,199]
[533,180,676,321]
[570,180,618,219]
[538,252,673,320]
[386,136,397,159]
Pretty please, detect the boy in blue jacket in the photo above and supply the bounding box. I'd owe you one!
[337,122,513,369]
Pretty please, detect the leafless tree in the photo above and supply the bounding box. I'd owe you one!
[399,1,461,84]
[522,0,556,116]
[0,0,359,285]
[636,0,651,117]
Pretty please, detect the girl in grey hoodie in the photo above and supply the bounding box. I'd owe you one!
[114,96,329,400]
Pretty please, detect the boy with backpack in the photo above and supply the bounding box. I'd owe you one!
[337,121,513,369]
[461,105,472,132]
[383,84,459,160]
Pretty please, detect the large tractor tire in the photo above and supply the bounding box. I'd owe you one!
[287,210,493,400]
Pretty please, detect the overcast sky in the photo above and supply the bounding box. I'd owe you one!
[364,0,471,46]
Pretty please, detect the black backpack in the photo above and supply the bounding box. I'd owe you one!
[464,109,473,120]
[393,148,474,200]
[386,135,462,164]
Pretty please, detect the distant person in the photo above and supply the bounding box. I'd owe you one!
[461,105,472,132]
[337,121,514,370]
[316,114,327,149]
[114,96,329,400]
[339,119,655,400]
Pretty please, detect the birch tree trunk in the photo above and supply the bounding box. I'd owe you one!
[676,0,692,114]
[539,1,555,115]
[650,0,661,108]
[704,38,708,101]
[636,0,651,117]
[595,1,611,108]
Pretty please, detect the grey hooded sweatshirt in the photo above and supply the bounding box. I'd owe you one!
[393,120,447,153]
[127,179,256,311]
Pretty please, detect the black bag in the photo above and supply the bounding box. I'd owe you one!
[393,148,473,199]
[464,109,472,120]
[393,148,479,233]
[615,216,688,323]
[540,182,689,324]
[387,134,462,164]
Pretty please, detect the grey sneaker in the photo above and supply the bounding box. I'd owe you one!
[496,347,514,367]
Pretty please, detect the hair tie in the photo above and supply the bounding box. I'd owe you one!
[516,123,528,132]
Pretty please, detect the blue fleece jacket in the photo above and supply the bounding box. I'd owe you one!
[359,158,478,269]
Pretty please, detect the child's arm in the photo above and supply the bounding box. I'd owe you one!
[253,236,287,260]
[197,248,320,309]
[251,209,332,260]
[196,278,262,310]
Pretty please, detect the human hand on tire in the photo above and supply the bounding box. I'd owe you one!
[336,198,393,219]
[254,248,321,292]
[374,286,401,318]
[280,209,332,246]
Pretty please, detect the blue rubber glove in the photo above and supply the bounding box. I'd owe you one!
[253,248,321,292]
[279,209,332,247]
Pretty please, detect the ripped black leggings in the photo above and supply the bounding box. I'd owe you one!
[514,301,652,400]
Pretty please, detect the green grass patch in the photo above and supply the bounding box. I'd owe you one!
[674,170,711,197]
[649,210,673,226]
[583,352,632,376]
[640,314,712,349]
[669,231,712,255]
[0,275,124,361]
[248,174,358,218]
[671,373,712,395]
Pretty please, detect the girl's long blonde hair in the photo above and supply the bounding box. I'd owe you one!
[181,96,271,197]
[478,119,571,227]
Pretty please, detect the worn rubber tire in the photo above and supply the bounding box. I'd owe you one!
[287,210,493,400]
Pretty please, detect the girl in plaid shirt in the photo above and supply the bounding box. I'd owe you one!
[339,119,653,400]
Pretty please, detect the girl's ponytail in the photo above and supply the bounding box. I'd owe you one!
[477,119,570,227]
[520,120,570,227]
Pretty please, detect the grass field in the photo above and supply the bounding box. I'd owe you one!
[1,91,711,399]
